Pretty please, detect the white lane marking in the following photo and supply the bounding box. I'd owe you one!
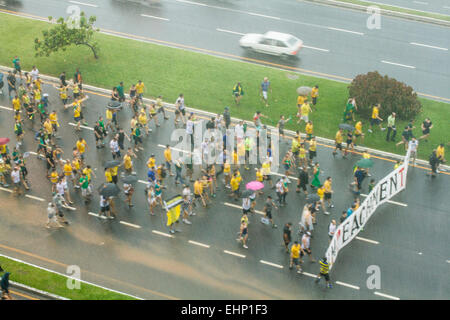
[120,221,142,229]
[374,291,400,300]
[302,45,330,52]
[152,230,174,238]
[336,281,360,290]
[260,260,284,269]
[446,260,450,263]
[444,6,450,9]
[223,202,264,215]
[417,252,423,255]
[247,12,280,20]
[138,180,148,185]
[0,187,13,193]
[141,14,170,21]
[68,122,94,131]
[0,105,13,111]
[216,28,245,36]
[224,250,246,258]
[413,1,428,4]
[62,205,76,211]
[356,236,379,244]
[381,60,416,69]
[253,168,298,181]
[301,271,318,278]
[25,194,45,202]
[327,27,364,36]
[360,194,407,207]
[69,0,99,7]
[410,42,448,51]
[88,212,107,219]
[188,240,210,248]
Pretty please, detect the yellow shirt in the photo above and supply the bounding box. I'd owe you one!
[59,87,68,99]
[0,145,6,154]
[291,244,301,258]
[256,170,263,182]
[363,152,371,159]
[194,181,203,195]
[111,166,118,176]
[74,105,81,118]
[106,109,113,120]
[224,163,231,173]
[262,162,271,175]
[34,90,41,102]
[232,151,238,164]
[138,113,147,125]
[34,79,42,91]
[311,87,319,98]
[297,95,305,106]
[324,180,332,193]
[317,187,324,199]
[291,139,300,152]
[436,146,444,159]
[156,97,163,107]
[230,177,239,191]
[72,85,79,94]
[64,163,73,176]
[305,123,313,134]
[372,106,379,119]
[355,122,362,135]
[147,157,156,169]
[237,143,245,157]
[82,168,92,182]
[105,170,112,183]
[164,149,172,162]
[76,140,86,154]
[49,113,58,125]
[43,121,53,135]
[135,82,144,94]
[50,171,59,183]
[309,140,317,152]
[72,159,80,171]
[335,131,343,144]
[301,103,311,116]
[12,98,21,111]
[299,147,306,158]
[124,155,132,169]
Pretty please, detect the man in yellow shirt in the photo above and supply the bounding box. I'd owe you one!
[105,168,113,183]
[369,103,385,133]
[164,145,175,176]
[147,154,156,169]
[122,148,136,175]
[230,173,240,201]
[76,138,88,162]
[354,121,364,145]
[297,95,305,107]
[194,178,206,207]
[289,241,305,273]
[261,159,273,187]
[311,85,319,109]
[49,111,59,133]
[333,128,344,157]
[436,143,446,173]
[298,100,312,124]
[136,80,145,103]
[323,177,334,209]
[305,121,314,141]
[308,137,317,165]
[12,95,21,111]
[50,169,59,193]
[223,161,231,188]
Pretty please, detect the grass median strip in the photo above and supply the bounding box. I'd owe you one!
[0,255,137,300]
[0,12,448,162]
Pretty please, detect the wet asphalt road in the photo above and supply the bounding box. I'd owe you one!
[0,0,449,101]
[0,76,448,299]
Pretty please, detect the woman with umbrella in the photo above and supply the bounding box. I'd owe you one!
[310,162,321,190]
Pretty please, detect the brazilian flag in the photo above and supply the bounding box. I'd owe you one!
[164,195,183,226]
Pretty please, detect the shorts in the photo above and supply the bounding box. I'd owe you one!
[319,272,330,281]
[309,151,316,159]
[74,116,81,122]
[165,161,171,170]
[300,249,311,257]
[370,118,380,126]
[422,129,430,135]
[301,115,309,122]
[101,206,110,212]
[242,208,251,214]
[265,210,272,219]
[312,97,317,105]
[133,136,142,144]
[346,140,353,145]
[324,192,332,200]
[262,91,268,100]
[292,257,300,265]
[411,151,417,158]
[181,109,186,116]
[298,183,307,191]
[335,143,342,150]
[284,164,291,171]
[194,194,201,199]
[279,128,284,135]
[112,175,118,184]
[234,92,240,97]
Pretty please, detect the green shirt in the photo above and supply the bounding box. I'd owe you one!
[387,115,395,127]
[13,58,20,69]
[38,103,46,114]
[80,176,89,189]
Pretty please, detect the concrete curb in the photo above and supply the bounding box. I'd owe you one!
[0,65,448,170]
[10,280,70,300]
[303,0,450,27]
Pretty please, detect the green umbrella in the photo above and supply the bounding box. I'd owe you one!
[356,158,374,168]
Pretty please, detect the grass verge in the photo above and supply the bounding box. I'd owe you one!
[327,0,450,23]
[0,255,137,300]
[0,12,448,161]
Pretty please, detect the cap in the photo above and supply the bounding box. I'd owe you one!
[306,231,311,236]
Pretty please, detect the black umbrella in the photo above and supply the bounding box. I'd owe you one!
[122,175,138,184]
[306,194,320,203]
[98,183,120,197]
[339,123,355,131]
[107,101,122,110]
[104,160,121,169]
[240,190,254,198]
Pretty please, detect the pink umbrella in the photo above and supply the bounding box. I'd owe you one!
[246,181,264,191]
[0,138,10,146]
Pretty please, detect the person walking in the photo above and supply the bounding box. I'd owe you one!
[428,149,439,178]
[1,272,12,300]
[110,136,121,159]
[315,257,332,288]
[323,177,334,209]
[368,103,385,133]
[237,218,249,249]
[300,231,316,262]
[283,222,292,253]
[419,118,433,142]
[232,82,244,105]
[260,77,271,107]
[262,195,278,228]
[311,85,319,109]
[328,220,337,244]
[289,241,305,273]
[46,202,64,229]
[310,162,321,189]
[223,106,231,130]
[408,137,419,165]
[332,128,344,157]
[386,112,397,142]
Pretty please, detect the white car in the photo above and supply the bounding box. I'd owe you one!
[239,31,303,57]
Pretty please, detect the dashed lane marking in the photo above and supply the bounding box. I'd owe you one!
[140,14,170,21]
[355,236,379,245]
[25,194,45,202]
[327,27,364,36]
[119,221,142,229]
[152,230,174,238]
[223,250,246,258]
[188,240,210,248]
[69,1,99,7]
[301,271,318,278]
[68,122,94,131]
[374,291,400,300]
[410,42,448,51]
[0,187,13,193]
[336,281,360,290]
[216,28,245,36]
[381,60,416,69]
[88,212,107,220]
[260,260,284,269]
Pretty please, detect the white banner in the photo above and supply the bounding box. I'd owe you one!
[325,147,411,270]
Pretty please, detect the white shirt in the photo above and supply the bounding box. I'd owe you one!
[328,222,337,237]
[276,181,284,193]
[242,198,251,210]
[56,182,65,195]
[11,170,20,183]
[409,139,419,152]
[186,120,194,135]
[235,124,244,139]
[30,68,39,81]
[182,187,191,200]
[110,139,119,152]
[301,234,311,250]
[176,97,185,109]
[100,196,108,207]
